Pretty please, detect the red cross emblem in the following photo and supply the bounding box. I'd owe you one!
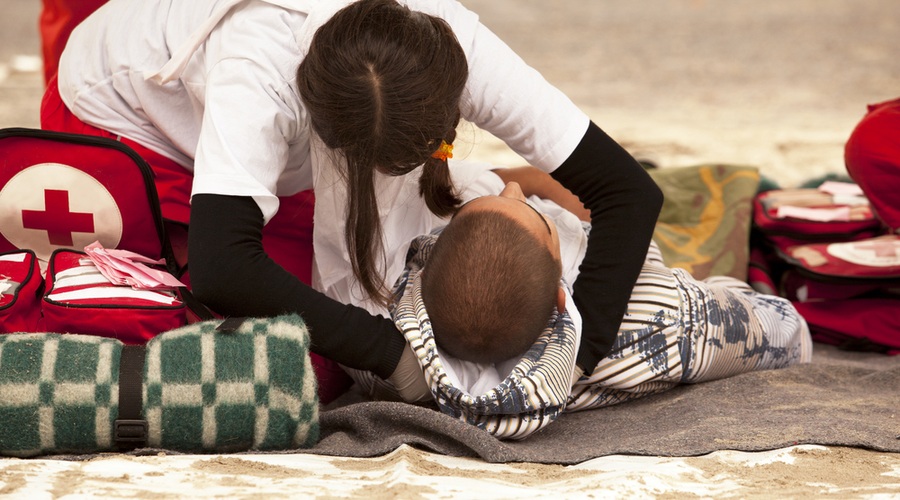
[21,189,95,246]
[0,162,123,260]
[851,239,899,259]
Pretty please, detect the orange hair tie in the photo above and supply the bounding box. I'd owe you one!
[431,141,454,161]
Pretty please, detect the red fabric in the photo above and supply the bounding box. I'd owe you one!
[39,81,352,402]
[783,236,900,281]
[845,97,900,232]
[41,250,188,344]
[39,0,108,85]
[752,192,882,252]
[780,269,889,302]
[794,299,900,355]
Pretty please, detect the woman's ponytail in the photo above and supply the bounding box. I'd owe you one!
[297,0,468,307]
[420,129,462,218]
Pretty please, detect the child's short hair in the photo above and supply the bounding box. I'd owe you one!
[421,209,562,364]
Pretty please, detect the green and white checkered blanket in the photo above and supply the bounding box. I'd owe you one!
[0,315,319,457]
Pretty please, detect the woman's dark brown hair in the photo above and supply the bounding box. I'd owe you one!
[297,0,468,306]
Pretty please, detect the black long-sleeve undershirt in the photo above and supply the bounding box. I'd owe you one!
[187,194,406,380]
[551,121,664,372]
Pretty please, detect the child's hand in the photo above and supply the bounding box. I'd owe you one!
[492,166,590,221]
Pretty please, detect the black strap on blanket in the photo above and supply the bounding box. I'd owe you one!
[179,285,217,322]
[116,344,148,450]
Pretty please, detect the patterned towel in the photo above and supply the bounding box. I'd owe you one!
[0,315,319,457]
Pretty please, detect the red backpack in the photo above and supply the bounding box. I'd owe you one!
[0,128,207,342]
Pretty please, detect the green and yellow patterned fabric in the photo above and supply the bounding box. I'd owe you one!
[649,164,760,281]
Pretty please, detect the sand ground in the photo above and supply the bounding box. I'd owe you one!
[1,0,899,498]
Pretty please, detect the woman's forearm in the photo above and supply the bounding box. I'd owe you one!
[188,194,407,379]
[550,122,663,372]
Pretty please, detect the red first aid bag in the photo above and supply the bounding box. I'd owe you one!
[793,298,900,356]
[750,185,899,355]
[41,249,186,342]
[0,128,196,341]
[0,128,169,260]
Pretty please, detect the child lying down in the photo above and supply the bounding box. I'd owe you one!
[343,166,812,439]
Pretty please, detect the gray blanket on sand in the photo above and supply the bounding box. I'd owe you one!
[46,343,900,464]
[306,344,900,464]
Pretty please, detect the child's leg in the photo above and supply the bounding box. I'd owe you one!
[701,275,815,364]
[701,275,755,293]
[645,240,666,266]
[567,262,684,411]
[678,270,812,384]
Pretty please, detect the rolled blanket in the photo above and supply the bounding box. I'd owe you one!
[0,315,319,458]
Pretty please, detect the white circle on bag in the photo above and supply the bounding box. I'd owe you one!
[826,237,900,268]
[0,163,123,261]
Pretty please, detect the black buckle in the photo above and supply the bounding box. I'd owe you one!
[115,419,148,448]
[216,316,246,332]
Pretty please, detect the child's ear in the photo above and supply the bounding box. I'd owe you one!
[556,286,567,314]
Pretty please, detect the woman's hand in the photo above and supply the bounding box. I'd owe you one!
[388,344,432,403]
[491,166,591,221]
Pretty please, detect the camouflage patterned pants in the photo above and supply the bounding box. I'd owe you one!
[567,243,813,410]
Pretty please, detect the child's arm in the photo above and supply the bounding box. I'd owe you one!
[491,166,590,221]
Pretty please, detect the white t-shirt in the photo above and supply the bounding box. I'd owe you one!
[58,0,590,312]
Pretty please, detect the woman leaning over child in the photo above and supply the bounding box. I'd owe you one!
[43,0,662,402]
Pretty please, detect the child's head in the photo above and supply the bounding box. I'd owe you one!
[297,0,468,306]
[421,183,566,364]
